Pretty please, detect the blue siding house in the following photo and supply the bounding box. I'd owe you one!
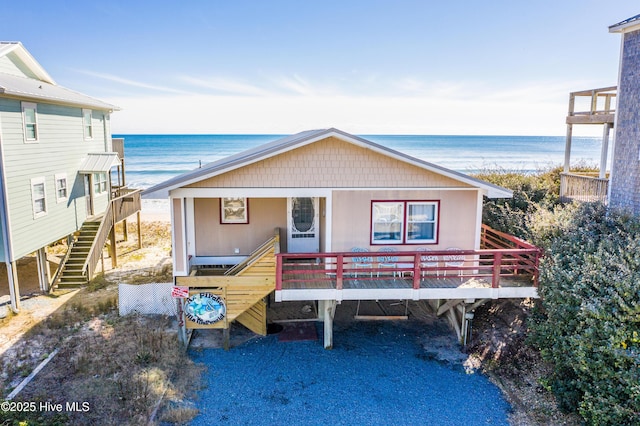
[0,42,140,313]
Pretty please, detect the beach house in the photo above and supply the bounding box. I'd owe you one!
[607,14,640,214]
[144,128,541,348]
[0,42,141,313]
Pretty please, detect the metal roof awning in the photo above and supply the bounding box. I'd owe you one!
[78,153,121,173]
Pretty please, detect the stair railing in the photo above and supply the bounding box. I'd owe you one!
[81,189,142,280]
[224,228,280,276]
[82,202,115,281]
[50,237,76,290]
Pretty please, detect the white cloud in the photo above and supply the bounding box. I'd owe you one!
[73,69,191,95]
[107,88,575,136]
[179,75,273,96]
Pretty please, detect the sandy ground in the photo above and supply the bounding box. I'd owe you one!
[0,207,171,357]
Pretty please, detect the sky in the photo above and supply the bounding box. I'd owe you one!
[3,1,638,135]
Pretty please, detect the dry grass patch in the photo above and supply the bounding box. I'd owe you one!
[1,221,201,425]
[2,308,201,425]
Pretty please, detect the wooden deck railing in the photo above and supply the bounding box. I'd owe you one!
[566,86,616,125]
[560,172,609,204]
[276,226,541,291]
[83,188,142,279]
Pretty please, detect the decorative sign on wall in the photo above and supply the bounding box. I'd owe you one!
[184,293,226,325]
[221,197,249,224]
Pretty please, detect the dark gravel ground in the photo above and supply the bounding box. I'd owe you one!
[188,320,510,425]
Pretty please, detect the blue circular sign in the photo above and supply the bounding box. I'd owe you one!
[184,293,226,325]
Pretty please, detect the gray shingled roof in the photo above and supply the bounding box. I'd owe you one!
[142,128,513,199]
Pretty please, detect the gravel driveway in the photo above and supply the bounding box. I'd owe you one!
[188,320,509,425]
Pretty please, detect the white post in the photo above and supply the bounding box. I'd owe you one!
[7,261,20,313]
[564,124,573,173]
[600,123,611,179]
[36,248,51,292]
[319,300,337,349]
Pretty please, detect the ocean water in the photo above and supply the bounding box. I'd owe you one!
[114,134,606,190]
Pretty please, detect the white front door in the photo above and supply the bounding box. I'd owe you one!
[287,197,320,253]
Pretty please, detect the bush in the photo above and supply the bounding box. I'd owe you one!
[473,167,639,425]
[473,166,562,238]
[528,203,640,425]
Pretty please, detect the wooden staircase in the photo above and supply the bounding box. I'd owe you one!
[57,219,102,288]
[177,229,280,340]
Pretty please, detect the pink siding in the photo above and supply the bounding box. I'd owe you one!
[193,198,287,256]
[330,189,478,252]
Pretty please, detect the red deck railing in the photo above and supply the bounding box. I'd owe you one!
[276,225,541,291]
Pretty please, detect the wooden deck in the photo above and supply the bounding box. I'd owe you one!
[276,262,536,301]
[276,226,540,302]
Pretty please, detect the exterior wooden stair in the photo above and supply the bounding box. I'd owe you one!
[177,229,280,339]
[53,189,142,289]
[56,219,102,288]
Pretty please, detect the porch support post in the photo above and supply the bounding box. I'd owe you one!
[336,255,343,290]
[446,307,462,342]
[564,92,575,173]
[564,123,573,173]
[319,300,337,349]
[491,252,503,288]
[136,211,142,250]
[108,228,117,268]
[223,325,231,351]
[600,123,612,179]
[123,219,128,242]
[36,247,51,292]
[110,206,118,268]
[7,261,20,313]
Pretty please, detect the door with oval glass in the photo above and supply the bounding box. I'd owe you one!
[287,197,319,253]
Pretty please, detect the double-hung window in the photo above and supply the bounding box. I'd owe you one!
[83,109,93,139]
[22,102,38,142]
[371,200,439,244]
[31,177,47,218]
[93,172,107,195]
[55,173,68,202]
[406,202,438,243]
[371,202,404,244]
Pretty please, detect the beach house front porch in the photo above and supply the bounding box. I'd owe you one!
[176,223,540,348]
[275,225,540,302]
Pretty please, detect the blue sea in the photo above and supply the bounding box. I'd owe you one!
[114,134,606,190]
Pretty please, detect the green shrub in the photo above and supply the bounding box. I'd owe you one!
[474,167,639,425]
[528,203,640,425]
[473,166,562,238]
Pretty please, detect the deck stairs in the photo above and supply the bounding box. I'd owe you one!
[180,230,280,337]
[56,219,102,288]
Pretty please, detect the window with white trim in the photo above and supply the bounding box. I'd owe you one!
[406,201,438,243]
[93,172,107,195]
[22,102,38,142]
[55,173,68,202]
[371,200,439,244]
[31,177,47,218]
[83,109,93,139]
[371,202,404,244]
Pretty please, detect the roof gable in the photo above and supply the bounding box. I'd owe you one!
[0,42,54,83]
[0,42,118,111]
[143,128,512,198]
[187,136,470,189]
